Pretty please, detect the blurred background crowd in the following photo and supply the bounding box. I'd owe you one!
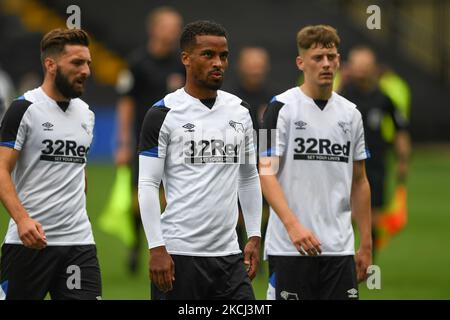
[0,0,449,299]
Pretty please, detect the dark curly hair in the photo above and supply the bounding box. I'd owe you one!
[180,20,227,51]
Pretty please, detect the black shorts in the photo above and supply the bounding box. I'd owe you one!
[151,254,255,300]
[0,244,102,300]
[366,161,386,209]
[268,255,358,300]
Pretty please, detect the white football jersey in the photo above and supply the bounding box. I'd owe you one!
[261,87,369,256]
[139,88,257,256]
[0,87,95,245]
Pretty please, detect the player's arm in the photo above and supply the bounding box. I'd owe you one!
[388,98,411,182]
[259,156,321,256]
[0,147,47,249]
[138,155,174,292]
[238,105,262,279]
[238,162,262,280]
[351,160,372,282]
[138,104,173,292]
[115,95,135,165]
[394,130,411,182]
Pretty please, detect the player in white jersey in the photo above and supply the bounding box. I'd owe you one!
[0,29,101,300]
[260,25,372,300]
[138,21,262,300]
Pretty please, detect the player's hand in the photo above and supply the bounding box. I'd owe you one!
[287,222,322,256]
[149,246,175,293]
[17,217,47,250]
[355,247,372,283]
[244,236,260,280]
[115,145,132,166]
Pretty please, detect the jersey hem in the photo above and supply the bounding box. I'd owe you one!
[266,251,355,256]
[167,250,242,257]
[3,240,96,246]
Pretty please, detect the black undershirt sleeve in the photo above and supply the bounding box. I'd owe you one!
[0,99,32,146]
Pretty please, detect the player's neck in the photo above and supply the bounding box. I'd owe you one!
[300,83,332,100]
[41,78,70,102]
[184,82,217,100]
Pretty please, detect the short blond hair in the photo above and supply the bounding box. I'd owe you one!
[296,25,340,54]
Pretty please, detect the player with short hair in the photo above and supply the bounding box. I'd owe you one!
[138,20,262,300]
[260,25,372,300]
[0,28,101,300]
[114,7,185,273]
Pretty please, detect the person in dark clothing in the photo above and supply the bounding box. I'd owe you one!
[232,47,272,251]
[339,46,411,257]
[114,7,185,274]
[233,47,272,127]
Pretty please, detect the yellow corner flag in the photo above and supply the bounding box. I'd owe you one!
[98,166,136,247]
[376,184,408,249]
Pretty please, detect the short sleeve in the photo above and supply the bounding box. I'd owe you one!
[241,109,257,165]
[87,109,95,150]
[138,100,170,159]
[116,49,143,97]
[240,100,259,131]
[385,96,408,131]
[0,98,33,151]
[352,108,370,160]
[260,97,287,157]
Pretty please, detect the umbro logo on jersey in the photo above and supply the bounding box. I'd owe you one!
[295,121,307,130]
[42,122,54,131]
[280,290,299,300]
[338,121,351,134]
[229,120,244,133]
[347,288,358,298]
[183,123,195,132]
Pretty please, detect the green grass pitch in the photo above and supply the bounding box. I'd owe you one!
[1,146,449,299]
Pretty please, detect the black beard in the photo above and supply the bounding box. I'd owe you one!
[55,67,83,99]
[197,77,223,91]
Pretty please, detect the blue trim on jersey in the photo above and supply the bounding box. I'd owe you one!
[365,148,371,159]
[269,96,277,103]
[16,95,25,101]
[269,272,276,286]
[140,146,159,157]
[0,141,15,148]
[153,99,165,108]
[260,147,275,157]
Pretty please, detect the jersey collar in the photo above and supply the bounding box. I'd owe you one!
[38,87,72,112]
[182,88,219,111]
[297,87,336,111]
